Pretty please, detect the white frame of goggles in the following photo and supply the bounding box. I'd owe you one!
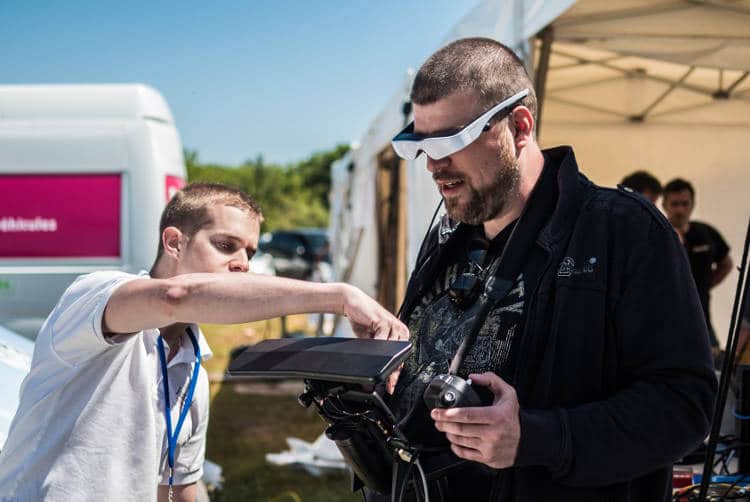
[391,88,529,160]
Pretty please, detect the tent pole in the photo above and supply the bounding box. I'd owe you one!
[551,55,624,71]
[548,75,623,93]
[534,26,554,140]
[545,96,630,119]
[632,67,695,122]
[552,47,717,97]
[724,72,750,98]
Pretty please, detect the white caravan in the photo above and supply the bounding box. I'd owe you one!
[0,84,187,338]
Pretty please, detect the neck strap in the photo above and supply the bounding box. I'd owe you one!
[448,166,557,375]
[157,326,202,488]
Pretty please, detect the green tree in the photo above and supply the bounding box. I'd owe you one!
[295,143,350,209]
[184,144,349,232]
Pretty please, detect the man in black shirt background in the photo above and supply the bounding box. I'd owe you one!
[663,178,734,349]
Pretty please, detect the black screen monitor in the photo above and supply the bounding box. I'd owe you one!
[227,337,412,384]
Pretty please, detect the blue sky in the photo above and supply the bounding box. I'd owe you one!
[1,1,479,165]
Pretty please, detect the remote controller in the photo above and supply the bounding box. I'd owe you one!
[423,374,494,409]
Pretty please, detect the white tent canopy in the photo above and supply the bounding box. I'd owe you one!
[550,1,750,71]
[330,0,750,340]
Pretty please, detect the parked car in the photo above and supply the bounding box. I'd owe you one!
[249,249,276,276]
[258,229,330,280]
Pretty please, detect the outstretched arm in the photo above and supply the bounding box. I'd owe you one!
[103,272,407,340]
[711,255,733,288]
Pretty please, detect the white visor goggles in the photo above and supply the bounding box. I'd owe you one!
[391,88,529,160]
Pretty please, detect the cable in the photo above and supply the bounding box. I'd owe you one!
[700,217,750,501]
[396,460,416,502]
[415,200,444,272]
[414,459,430,502]
[268,490,302,502]
[398,199,444,319]
[717,475,750,501]
[414,479,423,502]
[674,480,750,501]
[435,478,445,502]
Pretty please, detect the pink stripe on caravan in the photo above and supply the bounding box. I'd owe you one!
[165,175,185,203]
[0,174,121,258]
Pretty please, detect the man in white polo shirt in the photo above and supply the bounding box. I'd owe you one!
[0,183,408,502]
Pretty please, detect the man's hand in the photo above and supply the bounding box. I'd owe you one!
[711,255,733,288]
[340,284,409,393]
[341,284,409,341]
[431,372,520,469]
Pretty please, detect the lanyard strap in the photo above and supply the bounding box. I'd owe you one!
[447,165,558,376]
[157,326,201,487]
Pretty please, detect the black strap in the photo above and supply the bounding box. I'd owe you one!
[448,166,557,375]
[398,223,474,324]
[398,200,444,320]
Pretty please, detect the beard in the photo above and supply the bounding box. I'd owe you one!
[442,135,520,225]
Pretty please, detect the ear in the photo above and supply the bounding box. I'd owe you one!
[509,106,535,150]
[162,226,185,260]
[661,196,670,212]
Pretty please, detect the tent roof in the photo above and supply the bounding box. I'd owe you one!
[553,0,750,72]
[531,0,750,125]
[540,41,750,126]
[431,0,750,128]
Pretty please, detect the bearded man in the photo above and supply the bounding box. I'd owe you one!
[381,37,716,502]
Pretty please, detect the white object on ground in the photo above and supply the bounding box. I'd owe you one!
[201,459,223,490]
[266,433,346,477]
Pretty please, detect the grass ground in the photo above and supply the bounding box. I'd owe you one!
[202,316,359,502]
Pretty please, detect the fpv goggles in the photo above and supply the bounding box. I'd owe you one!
[391,88,529,161]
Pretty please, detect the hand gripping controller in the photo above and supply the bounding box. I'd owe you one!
[423,374,494,409]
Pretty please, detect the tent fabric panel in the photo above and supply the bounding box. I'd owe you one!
[553,0,750,70]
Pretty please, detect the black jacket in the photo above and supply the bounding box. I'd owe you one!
[398,146,717,501]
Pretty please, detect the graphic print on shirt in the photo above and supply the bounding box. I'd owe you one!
[393,256,525,419]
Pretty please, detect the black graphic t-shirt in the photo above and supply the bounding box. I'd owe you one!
[391,160,559,452]
[684,221,730,346]
[391,222,526,443]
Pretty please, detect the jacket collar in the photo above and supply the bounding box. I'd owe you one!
[436,145,589,251]
[537,145,591,249]
[402,145,590,319]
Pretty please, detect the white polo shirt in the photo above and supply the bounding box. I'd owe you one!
[0,271,212,502]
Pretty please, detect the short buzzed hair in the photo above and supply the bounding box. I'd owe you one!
[410,37,537,119]
[663,178,695,200]
[621,171,662,196]
[154,182,262,261]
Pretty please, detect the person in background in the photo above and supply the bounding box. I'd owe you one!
[734,283,750,364]
[0,183,408,502]
[620,170,662,204]
[663,177,734,351]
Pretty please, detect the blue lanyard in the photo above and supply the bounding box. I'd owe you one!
[157,327,201,487]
